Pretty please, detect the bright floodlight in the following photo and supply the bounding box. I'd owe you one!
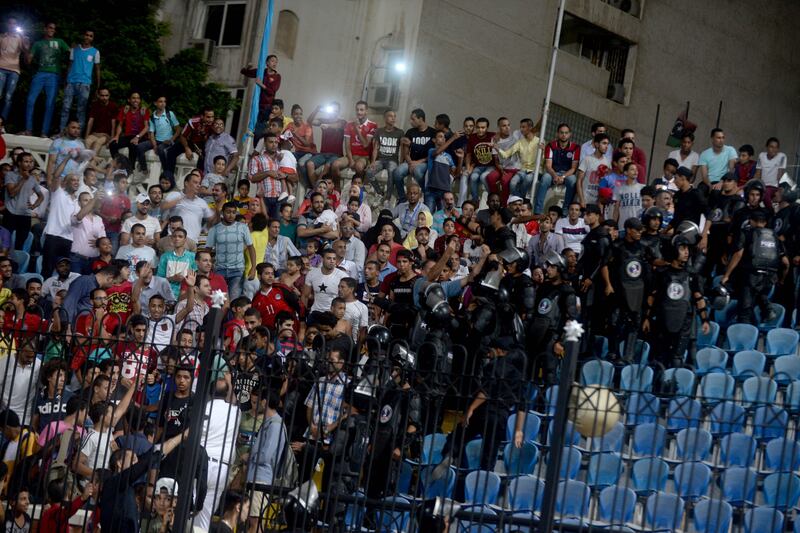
[324,105,335,114]
[393,61,407,74]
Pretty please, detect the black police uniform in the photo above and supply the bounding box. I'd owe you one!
[640,230,665,266]
[440,346,526,470]
[733,226,782,324]
[608,238,652,362]
[528,281,579,384]
[730,204,772,253]
[648,265,704,368]
[365,383,421,499]
[772,199,800,316]
[578,224,612,343]
[704,190,745,280]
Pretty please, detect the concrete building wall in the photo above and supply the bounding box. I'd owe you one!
[158,0,800,175]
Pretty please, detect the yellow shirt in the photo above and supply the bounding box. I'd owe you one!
[245,229,269,273]
[499,135,541,172]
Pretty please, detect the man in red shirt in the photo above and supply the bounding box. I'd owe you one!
[251,262,302,328]
[241,54,281,137]
[344,100,377,183]
[85,87,118,156]
[115,314,157,402]
[106,259,132,326]
[98,173,131,252]
[163,107,215,181]
[465,117,497,202]
[109,91,150,170]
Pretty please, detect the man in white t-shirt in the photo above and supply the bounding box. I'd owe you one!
[613,163,644,230]
[554,202,589,256]
[43,171,81,279]
[120,193,161,246]
[579,122,612,167]
[667,132,700,174]
[303,249,347,312]
[159,172,216,241]
[755,137,787,207]
[115,224,157,282]
[576,133,611,208]
[338,276,369,344]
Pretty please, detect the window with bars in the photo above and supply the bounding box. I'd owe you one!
[548,103,620,146]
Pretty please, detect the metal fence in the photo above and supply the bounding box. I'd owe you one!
[0,304,799,533]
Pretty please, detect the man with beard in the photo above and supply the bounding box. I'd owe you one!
[43,167,83,278]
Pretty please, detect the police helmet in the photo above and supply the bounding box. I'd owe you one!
[390,343,416,373]
[744,179,765,198]
[672,220,701,247]
[498,246,530,271]
[479,268,503,292]
[641,206,663,225]
[710,284,731,311]
[366,325,391,352]
[543,250,567,273]
[664,235,691,261]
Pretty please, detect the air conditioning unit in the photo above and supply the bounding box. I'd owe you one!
[607,82,625,104]
[189,38,216,65]
[367,83,394,109]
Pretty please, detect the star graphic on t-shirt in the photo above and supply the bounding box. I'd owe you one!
[318,283,328,293]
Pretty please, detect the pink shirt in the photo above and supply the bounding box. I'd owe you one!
[71,213,106,257]
[37,420,86,448]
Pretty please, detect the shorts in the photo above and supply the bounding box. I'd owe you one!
[352,155,369,166]
[308,153,342,168]
[249,489,272,518]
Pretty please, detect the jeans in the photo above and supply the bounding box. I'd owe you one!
[534,173,576,214]
[0,69,20,120]
[366,160,398,195]
[424,189,446,212]
[263,197,279,219]
[70,253,95,275]
[60,82,91,132]
[392,162,427,203]
[1,211,32,250]
[217,268,244,300]
[510,170,535,198]
[134,139,160,172]
[106,231,121,256]
[469,165,494,201]
[26,72,59,134]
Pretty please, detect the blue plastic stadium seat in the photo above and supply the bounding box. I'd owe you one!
[763,472,800,511]
[732,350,766,380]
[464,470,501,505]
[645,491,684,531]
[592,335,609,359]
[503,441,538,477]
[9,250,30,274]
[719,432,757,468]
[786,380,800,412]
[674,461,711,501]
[666,397,702,433]
[675,427,712,461]
[598,485,636,525]
[773,355,800,385]
[465,439,484,470]
[694,498,732,533]
[420,465,456,499]
[697,320,721,348]
[587,452,623,489]
[742,376,778,407]
[714,298,738,330]
[456,504,496,533]
[631,423,666,457]
[699,373,735,405]
[544,385,559,416]
[555,479,590,518]
[752,405,789,442]
[661,367,696,396]
[625,392,659,426]
[620,364,653,393]
[547,419,581,447]
[726,323,759,352]
[618,338,650,365]
[765,437,800,472]
[695,347,728,376]
[590,421,625,453]
[557,446,582,480]
[721,466,758,507]
[709,401,746,435]
[420,433,447,465]
[507,411,541,443]
[397,461,413,495]
[632,457,669,495]
[756,304,786,333]
[506,475,544,512]
[377,495,412,533]
[744,506,784,533]
[766,328,799,358]
[580,359,615,387]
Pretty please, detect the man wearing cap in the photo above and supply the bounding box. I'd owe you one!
[120,192,161,246]
[42,256,81,301]
[433,336,526,476]
[722,209,789,325]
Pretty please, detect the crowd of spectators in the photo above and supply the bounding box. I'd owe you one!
[0,13,797,533]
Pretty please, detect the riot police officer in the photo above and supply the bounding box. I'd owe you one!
[703,172,745,282]
[721,208,789,324]
[528,251,580,384]
[643,236,711,368]
[772,188,800,317]
[365,344,421,500]
[731,179,771,247]
[432,336,526,478]
[607,218,653,362]
[577,204,612,349]
[498,246,537,321]
[641,206,666,268]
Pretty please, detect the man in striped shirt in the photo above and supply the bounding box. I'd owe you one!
[248,133,285,218]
